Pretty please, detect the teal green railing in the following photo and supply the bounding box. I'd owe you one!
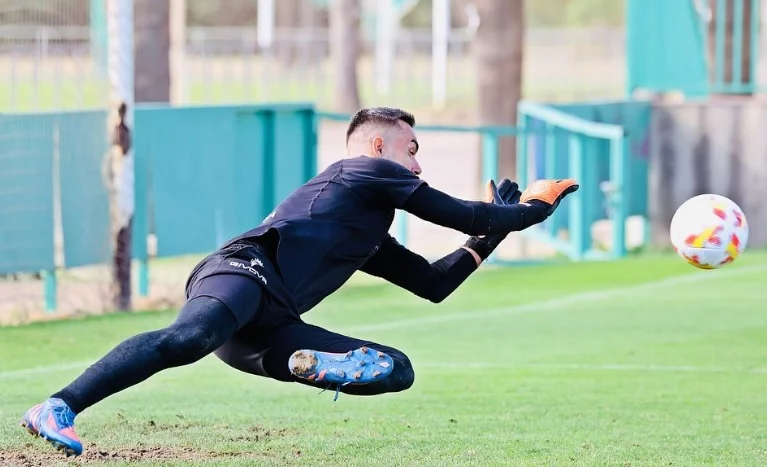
[517,101,629,260]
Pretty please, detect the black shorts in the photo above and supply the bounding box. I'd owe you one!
[185,244,415,395]
[185,242,299,329]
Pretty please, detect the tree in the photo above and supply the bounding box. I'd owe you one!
[472,0,525,181]
[135,0,171,103]
[329,0,361,112]
[105,0,171,311]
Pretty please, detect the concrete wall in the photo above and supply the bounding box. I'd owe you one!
[649,100,767,248]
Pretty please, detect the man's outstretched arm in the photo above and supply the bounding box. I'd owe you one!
[360,234,481,304]
[400,181,577,237]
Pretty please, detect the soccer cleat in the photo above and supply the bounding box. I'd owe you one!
[289,346,394,391]
[20,398,83,457]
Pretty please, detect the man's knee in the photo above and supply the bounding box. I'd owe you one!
[156,297,234,366]
[379,349,415,392]
[156,323,218,366]
[392,354,415,391]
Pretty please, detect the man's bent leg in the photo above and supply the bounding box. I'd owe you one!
[21,293,242,456]
[216,321,415,398]
[52,296,238,412]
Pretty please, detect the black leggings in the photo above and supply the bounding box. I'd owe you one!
[53,293,414,414]
[214,321,415,396]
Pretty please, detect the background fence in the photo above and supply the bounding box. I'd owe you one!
[0,0,631,114]
[0,25,629,112]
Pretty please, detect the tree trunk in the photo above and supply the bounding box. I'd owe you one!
[473,0,524,183]
[106,0,170,311]
[707,0,755,95]
[135,0,171,103]
[276,0,301,67]
[104,0,139,312]
[329,0,361,112]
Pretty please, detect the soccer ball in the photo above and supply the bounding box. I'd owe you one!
[670,194,749,269]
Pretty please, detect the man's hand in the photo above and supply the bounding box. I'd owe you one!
[520,179,579,217]
[463,179,521,262]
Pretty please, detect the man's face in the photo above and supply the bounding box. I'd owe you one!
[373,121,422,176]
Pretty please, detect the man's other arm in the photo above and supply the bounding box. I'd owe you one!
[360,235,479,304]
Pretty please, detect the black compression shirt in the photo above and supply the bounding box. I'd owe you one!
[221,156,545,314]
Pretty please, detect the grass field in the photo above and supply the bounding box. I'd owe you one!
[0,54,626,114]
[2,252,767,466]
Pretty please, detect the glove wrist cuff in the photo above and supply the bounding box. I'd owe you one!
[463,237,491,261]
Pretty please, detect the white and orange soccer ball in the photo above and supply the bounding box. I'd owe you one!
[670,194,749,269]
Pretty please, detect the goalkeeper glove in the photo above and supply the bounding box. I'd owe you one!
[520,178,579,217]
[464,178,522,261]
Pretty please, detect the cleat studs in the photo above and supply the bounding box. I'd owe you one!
[377,351,386,358]
[354,371,363,380]
[372,370,382,377]
[378,361,390,368]
[360,346,368,353]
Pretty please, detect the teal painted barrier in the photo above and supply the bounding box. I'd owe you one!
[548,100,651,219]
[133,103,317,295]
[3,102,640,311]
[0,110,110,311]
[628,0,761,97]
[517,101,630,260]
[710,0,761,94]
[1,104,315,310]
[0,114,58,276]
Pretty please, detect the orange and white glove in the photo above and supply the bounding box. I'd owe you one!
[520,179,579,217]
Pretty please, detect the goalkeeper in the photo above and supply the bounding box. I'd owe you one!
[21,107,578,457]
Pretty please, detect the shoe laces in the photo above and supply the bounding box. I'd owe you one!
[318,382,349,402]
[50,403,76,428]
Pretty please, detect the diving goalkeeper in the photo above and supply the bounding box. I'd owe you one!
[21,107,578,457]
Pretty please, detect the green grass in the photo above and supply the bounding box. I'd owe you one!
[2,252,767,466]
[0,78,623,114]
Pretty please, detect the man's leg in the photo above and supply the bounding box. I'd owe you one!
[215,321,415,398]
[21,270,264,457]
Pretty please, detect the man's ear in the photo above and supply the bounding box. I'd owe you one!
[372,136,384,156]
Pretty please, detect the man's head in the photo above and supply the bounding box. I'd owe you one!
[345,107,422,175]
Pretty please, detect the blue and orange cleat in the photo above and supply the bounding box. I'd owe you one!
[20,398,83,457]
[289,346,394,399]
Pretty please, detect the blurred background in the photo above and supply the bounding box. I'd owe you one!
[0,0,765,323]
[0,0,627,112]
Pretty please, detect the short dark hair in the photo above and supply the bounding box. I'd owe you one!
[346,107,416,144]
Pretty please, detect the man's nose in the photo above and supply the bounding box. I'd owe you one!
[412,159,422,175]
